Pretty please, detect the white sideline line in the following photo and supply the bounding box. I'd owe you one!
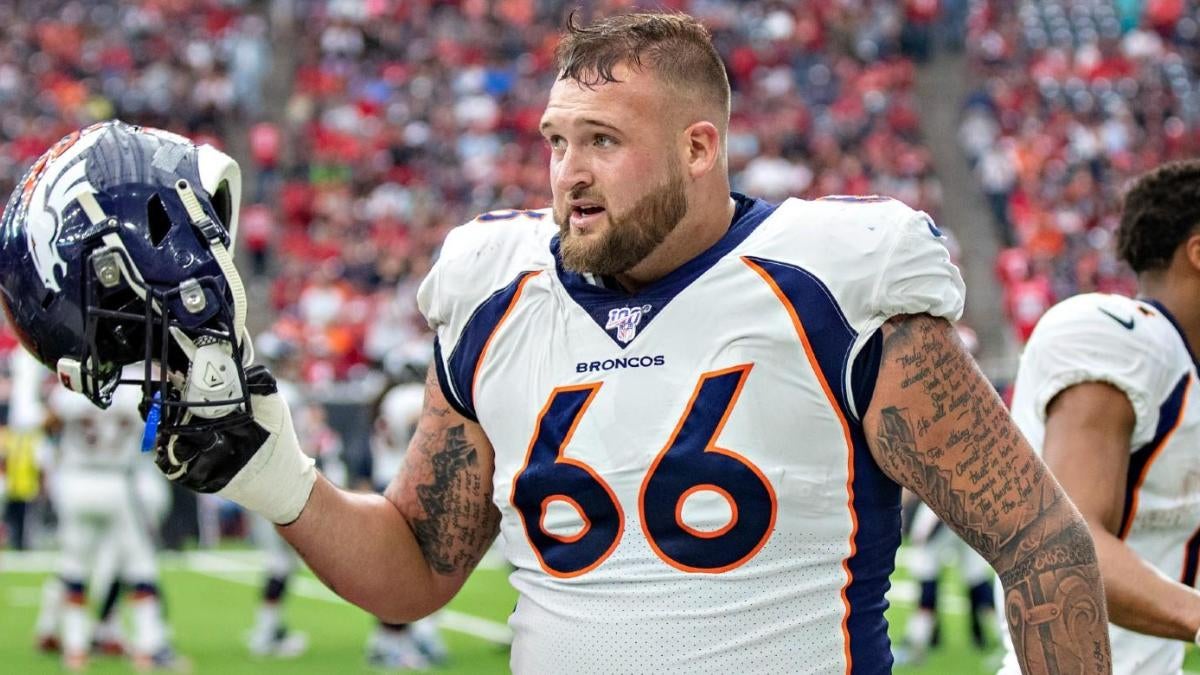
[0,549,509,573]
[0,550,59,572]
[888,579,970,615]
[438,611,514,645]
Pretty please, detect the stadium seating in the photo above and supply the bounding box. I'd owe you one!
[962,0,1199,343]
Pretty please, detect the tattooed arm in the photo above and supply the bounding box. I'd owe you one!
[864,314,1111,674]
[280,363,500,622]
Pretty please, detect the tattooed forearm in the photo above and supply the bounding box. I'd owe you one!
[394,367,501,576]
[409,425,500,574]
[866,315,1110,674]
[1001,518,1109,674]
[874,406,1007,559]
[424,365,450,417]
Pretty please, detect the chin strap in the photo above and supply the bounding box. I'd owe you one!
[175,178,248,357]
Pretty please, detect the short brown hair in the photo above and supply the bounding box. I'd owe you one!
[555,11,730,122]
[1117,160,1200,273]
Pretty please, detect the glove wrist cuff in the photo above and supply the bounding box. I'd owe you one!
[216,400,317,525]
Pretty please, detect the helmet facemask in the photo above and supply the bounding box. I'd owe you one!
[60,175,255,438]
[0,121,254,439]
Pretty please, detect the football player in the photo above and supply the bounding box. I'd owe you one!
[896,499,996,664]
[42,374,181,670]
[35,448,172,660]
[997,161,1200,674]
[244,341,308,658]
[0,17,1109,673]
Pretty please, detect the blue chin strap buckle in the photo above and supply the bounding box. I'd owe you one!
[141,391,162,453]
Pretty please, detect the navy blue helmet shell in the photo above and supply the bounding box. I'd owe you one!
[0,120,244,408]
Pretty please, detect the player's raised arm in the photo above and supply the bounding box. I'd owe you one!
[278,363,499,622]
[863,313,1112,675]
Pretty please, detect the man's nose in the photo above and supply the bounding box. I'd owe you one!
[555,147,593,194]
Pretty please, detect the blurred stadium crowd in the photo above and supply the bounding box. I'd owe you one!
[0,0,1199,667]
[965,0,1200,341]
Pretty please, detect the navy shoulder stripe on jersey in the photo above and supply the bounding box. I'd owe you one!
[443,270,539,421]
[1120,372,1191,539]
[743,255,900,672]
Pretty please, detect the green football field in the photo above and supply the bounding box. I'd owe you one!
[2,547,1198,673]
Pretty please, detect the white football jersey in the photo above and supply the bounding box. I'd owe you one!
[418,194,965,674]
[1000,293,1200,675]
[49,382,142,471]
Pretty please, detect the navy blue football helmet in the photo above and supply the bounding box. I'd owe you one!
[0,120,252,426]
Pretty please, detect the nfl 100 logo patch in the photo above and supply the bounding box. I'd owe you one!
[606,304,652,344]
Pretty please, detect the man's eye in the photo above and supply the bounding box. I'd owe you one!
[594,135,616,147]
[546,135,565,150]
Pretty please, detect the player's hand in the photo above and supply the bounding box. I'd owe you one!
[153,365,317,524]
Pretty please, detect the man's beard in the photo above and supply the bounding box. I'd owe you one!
[556,165,688,276]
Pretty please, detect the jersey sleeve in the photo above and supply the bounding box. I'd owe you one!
[748,197,966,421]
[416,211,554,420]
[1018,297,1176,448]
[871,209,965,323]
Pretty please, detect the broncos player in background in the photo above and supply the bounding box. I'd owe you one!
[243,339,311,659]
[35,436,172,661]
[0,15,1111,675]
[896,498,997,665]
[38,367,182,671]
[997,161,1200,674]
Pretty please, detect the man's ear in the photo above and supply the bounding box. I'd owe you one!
[1185,232,1200,272]
[681,120,721,179]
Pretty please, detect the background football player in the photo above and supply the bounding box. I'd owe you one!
[40,371,181,670]
[897,498,997,665]
[998,160,1200,674]
[244,339,310,659]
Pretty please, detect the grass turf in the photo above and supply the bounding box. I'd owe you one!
[2,549,1198,673]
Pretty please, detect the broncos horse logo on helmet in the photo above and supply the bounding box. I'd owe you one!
[0,120,252,431]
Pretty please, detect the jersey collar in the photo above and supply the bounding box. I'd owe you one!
[552,192,777,349]
[1144,298,1200,370]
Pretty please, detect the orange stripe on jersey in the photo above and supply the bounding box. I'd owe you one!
[674,484,739,540]
[471,270,541,405]
[742,257,858,672]
[1120,373,1191,540]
